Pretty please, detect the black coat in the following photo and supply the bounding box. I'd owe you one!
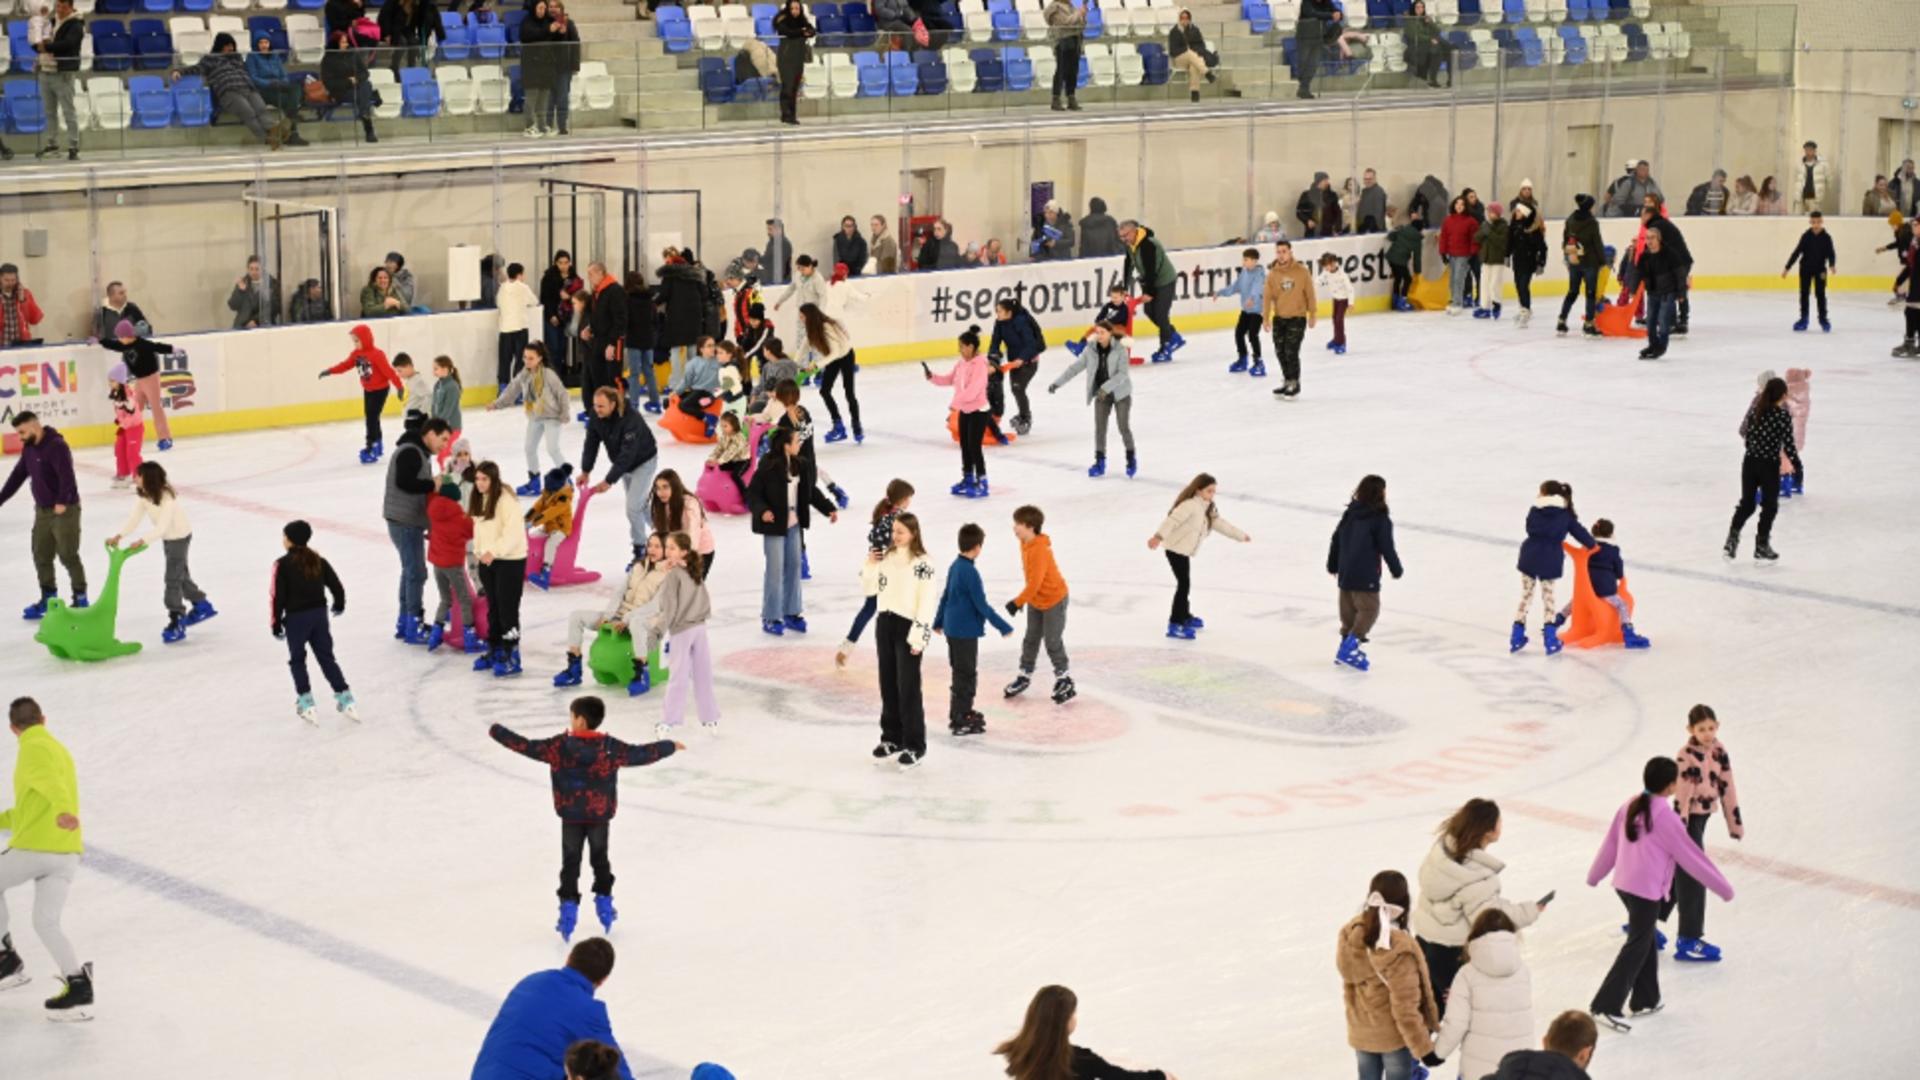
[585,281,627,351]
[1079,198,1123,257]
[655,263,708,349]
[623,285,655,350]
[1645,215,1693,269]
[832,231,869,276]
[324,0,363,36]
[376,0,440,48]
[517,15,550,86]
[1635,243,1683,295]
[580,406,658,485]
[1326,500,1402,592]
[1587,540,1624,598]
[917,235,960,270]
[747,452,836,536]
[988,307,1045,363]
[539,265,581,325]
[1486,1050,1591,1080]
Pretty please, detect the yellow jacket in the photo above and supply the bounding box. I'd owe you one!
[1,725,82,854]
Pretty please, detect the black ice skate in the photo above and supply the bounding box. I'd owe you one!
[1050,675,1076,704]
[45,962,93,1022]
[0,934,27,991]
[1003,674,1032,698]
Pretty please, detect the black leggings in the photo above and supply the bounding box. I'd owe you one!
[818,354,861,434]
[362,387,389,448]
[1166,551,1191,624]
[1559,263,1600,322]
[958,409,989,479]
[1389,262,1412,303]
[678,391,717,417]
[482,557,527,650]
[498,330,527,385]
[1052,37,1081,99]
[1514,262,1535,310]
[722,459,750,499]
[1907,307,1920,340]
[1728,457,1780,544]
[1007,359,1039,425]
[284,607,349,696]
[1233,311,1263,359]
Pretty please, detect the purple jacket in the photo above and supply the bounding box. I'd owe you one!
[0,427,80,510]
[1587,795,1735,905]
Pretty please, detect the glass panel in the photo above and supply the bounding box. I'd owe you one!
[96,178,258,337]
[0,185,93,348]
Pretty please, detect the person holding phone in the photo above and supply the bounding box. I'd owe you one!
[1411,798,1548,1019]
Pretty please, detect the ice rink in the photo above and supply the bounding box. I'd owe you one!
[1,291,1916,1078]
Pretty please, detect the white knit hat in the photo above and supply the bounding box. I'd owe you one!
[1263,210,1279,224]
[1520,177,1534,190]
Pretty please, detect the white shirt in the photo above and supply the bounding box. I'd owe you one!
[496,279,539,335]
[117,492,192,546]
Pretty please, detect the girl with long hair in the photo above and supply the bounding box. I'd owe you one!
[271,520,353,723]
[746,425,840,635]
[650,469,714,574]
[1412,798,1544,1018]
[554,533,668,696]
[798,302,862,444]
[860,510,938,771]
[1587,756,1735,1031]
[1662,704,1744,961]
[108,461,215,644]
[995,984,1177,1080]
[1725,376,1802,561]
[469,461,529,677]
[1147,472,1250,640]
[926,324,993,498]
[836,479,915,667]
[1326,474,1402,670]
[1511,479,1594,655]
[1336,870,1439,1079]
[650,531,719,737]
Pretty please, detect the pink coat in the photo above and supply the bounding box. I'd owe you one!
[929,353,990,414]
[1588,795,1735,905]
[1781,368,1811,474]
[671,492,715,555]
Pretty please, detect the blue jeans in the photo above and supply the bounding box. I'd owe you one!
[388,521,427,619]
[1646,289,1676,353]
[846,595,877,642]
[761,531,804,623]
[1448,255,1473,308]
[626,347,661,407]
[1355,1049,1417,1080]
[619,457,659,555]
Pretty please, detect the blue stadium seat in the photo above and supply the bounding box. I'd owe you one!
[98,0,137,12]
[656,6,693,53]
[249,16,290,52]
[1457,0,1480,25]
[700,66,734,103]
[815,9,846,47]
[130,19,173,70]
[1139,40,1168,84]
[1565,0,1588,20]
[990,8,1019,41]
[128,74,173,127]
[440,24,472,61]
[973,55,1004,91]
[400,65,440,116]
[138,0,174,12]
[844,8,876,46]
[1608,0,1629,18]
[291,0,325,10]
[8,21,34,75]
[1622,22,1648,61]
[1558,23,1587,62]
[173,74,212,124]
[1243,0,1272,33]
[90,20,134,71]
[475,23,506,59]
[1502,0,1523,20]
[4,78,45,134]
[856,55,889,96]
[1083,2,1103,38]
[508,63,523,111]
[1515,25,1543,65]
[916,58,946,93]
[1000,48,1031,90]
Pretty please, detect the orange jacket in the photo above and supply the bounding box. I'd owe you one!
[1014,534,1068,610]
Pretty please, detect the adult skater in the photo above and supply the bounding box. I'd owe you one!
[1639,195,1695,335]
[1411,798,1544,1018]
[97,319,176,449]
[1556,195,1604,337]
[1587,756,1734,1032]
[1724,376,1802,561]
[1120,220,1185,363]
[384,417,452,644]
[580,387,660,563]
[2,412,87,618]
[1263,239,1315,399]
[472,938,639,1080]
[578,262,627,419]
[0,697,94,1020]
[861,511,939,771]
[995,985,1180,1080]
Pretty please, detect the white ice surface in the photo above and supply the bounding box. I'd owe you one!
[1,292,1916,1079]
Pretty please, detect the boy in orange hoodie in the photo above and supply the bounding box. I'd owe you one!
[318,324,403,464]
[1003,504,1074,704]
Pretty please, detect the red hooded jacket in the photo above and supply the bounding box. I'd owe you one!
[1439,212,1481,259]
[426,491,473,568]
[324,324,402,393]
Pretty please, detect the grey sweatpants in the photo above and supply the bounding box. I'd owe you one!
[162,536,207,616]
[216,87,274,141]
[1092,391,1135,457]
[432,564,477,625]
[1018,597,1069,677]
[38,71,79,150]
[0,849,81,976]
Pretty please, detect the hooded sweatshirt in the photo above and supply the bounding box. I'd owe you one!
[0,426,80,510]
[325,325,403,393]
[1079,197,1123,257]
[1431,930,1534,1080]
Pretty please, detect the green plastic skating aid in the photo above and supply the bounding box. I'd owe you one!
[35,542,146,662]
[586,626,669,688]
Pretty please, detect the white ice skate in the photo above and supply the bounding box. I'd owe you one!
[335,691,360,723]
[296,693,317,725]
[700,719,721,737]
[655,721,675,741]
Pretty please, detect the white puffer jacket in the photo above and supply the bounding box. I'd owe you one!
[1411,839,1540,947]
[1431,930,1534,1080]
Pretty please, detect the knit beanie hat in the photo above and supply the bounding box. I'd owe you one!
[449,437,471,459]
[438,480,462,501]
[1263,210,1279,224]
[747,303,766,320]
[1487,202,1504,216]
[1519,177,1534,190]
[543,463,574,493]
[113,319,136,338]
[108,362,129,384]
[284,520,314,546]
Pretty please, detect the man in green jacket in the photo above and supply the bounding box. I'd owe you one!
[1119,220,1185,364]
[0,697,93,1020]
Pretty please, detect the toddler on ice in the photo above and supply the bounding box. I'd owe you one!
[524,465,575,589]
[1553,518,1648,648]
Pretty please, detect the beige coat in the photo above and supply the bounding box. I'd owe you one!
[1337,915,1439,1057]
[1412,839,1541,947]
[472,489,529,560]
[1151,496,1248,557]
[607,563,669,622]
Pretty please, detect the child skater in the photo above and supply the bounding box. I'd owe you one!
[318,325,403,464]
[747,426,840,636]
[1385,207,1424,312]
[97,319,176,450]
[1778,367,1811,497]
[861,511,940,770]
[1004,505,1073,705]
[924,326,992,499]
[107,363,143,489]
[490,695,682,941]
[554,533,667,696]
[1551,517,1648,648]
[650,469,714,576]
[393,353,432,434]
[107,461,215,644]
[673,335,725,437]
[1065,285,1145,368]
[271,520,354,724]
[425,478,478,653]
[836,479,914,667]
[1587,756,1735,1032]
[1473,202,1510,321]
[1782,209,1837,333]
[487,342,572,498]
[430,355,463,466]
[932,522,1014,738]
[1662,704,1743,963]
[471,461,529,677]
[1316,252,1354,354]
[1326,474,1401,671]
[1218,248,1268,375]
[987,298,1046,436]
[1511,480,1595,656]
[525,465,575,590]
[650,531,719,739]
[1046,321,1137,479]
[1429,908,1534,1080]
[707,413,752,503]
[1149,472,1251,641]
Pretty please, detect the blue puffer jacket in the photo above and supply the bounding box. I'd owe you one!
[1516,495,1595,580]
[471,968,635,1080]
[1588,540,1625,598]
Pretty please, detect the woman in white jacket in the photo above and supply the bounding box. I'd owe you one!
[469,462,529,677]
[1147,472,1251,641]
[1430,909,1534,1079]
[1412,798,1545,1018]
[862,511,940,772]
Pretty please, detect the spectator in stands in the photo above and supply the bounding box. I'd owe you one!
[918,220,961,270]
[520,0,556,136]
[764,219,795,285]
[249,35,310,148]
[1167,9,1216,104]
[1725,175,1758,216]
[1403,0,1447,89]
[95,282,150,341]
[385,252,419,309]
[723,248,761,284]
[361,267,406,318]
[1296,173,1340,239]
[478,252,500,309]
[908,0,954,48]
[1035,201,1075,261]
[0,264,45,348]
[320,29,378,144]
[173,33,293,149]
[1893,159,1920,219]
[1757,175,1785,215]
[869,216,900,273]
[1486,1010,1597,1080]
[472,939,636,1080]
[1044,0,1085,112]
[1606,160,1661,218]
[1293,0,1338,99]
[1253,211,1286,243]
[833,216,869,277]
[980,238,1009,266]
[1356,168,1388,234]
[1864,175,1898,218]
[772,0,815,126]
[543,2,582,137]
[229,255,282,329]
[1409,173,1447,230]
[1079,197,1122,256]
[325,0,364,38]
[34,0,84,162]
[290,278,331,323]
[1685,169,1729,216]
[580,261,627,412]
[872,0,914,37]
[1796,140,1829,213]
[1339,178,1362,235]
[377,0,442,74]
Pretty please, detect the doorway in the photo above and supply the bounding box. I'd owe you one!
[1564,124,1612,204]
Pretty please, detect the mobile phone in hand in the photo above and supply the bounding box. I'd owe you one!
[1537,890,1556,906]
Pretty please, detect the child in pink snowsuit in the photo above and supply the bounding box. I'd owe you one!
[1781,368,1810,494]
[109,362,144,488]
